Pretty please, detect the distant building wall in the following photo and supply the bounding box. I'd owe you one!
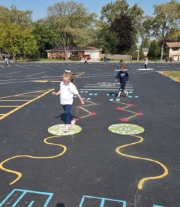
[102,54,132,60]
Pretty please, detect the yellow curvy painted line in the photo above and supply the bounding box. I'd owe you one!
[0,89,53,121]
[0,135,67,185]
[116,134,168,190]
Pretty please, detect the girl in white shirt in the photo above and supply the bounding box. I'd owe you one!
[52,71,84,132]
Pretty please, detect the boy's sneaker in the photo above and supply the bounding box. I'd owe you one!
[71,119,76,128]
[64,125,70,132]
[126,91,128,97]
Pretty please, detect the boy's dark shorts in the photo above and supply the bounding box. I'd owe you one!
[119,83,126,91]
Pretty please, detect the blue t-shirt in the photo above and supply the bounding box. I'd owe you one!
[116,70,129,83]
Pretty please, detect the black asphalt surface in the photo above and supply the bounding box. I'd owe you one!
[0,62,180,207]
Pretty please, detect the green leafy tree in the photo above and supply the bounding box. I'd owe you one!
[143,0,180,60]
[148,40,160,59]
[102,30,119,54]
[46,1,97,60]
[100,0,144,54]
[0,23,37,61]
[0,5,34,60]
[33,20,58,58]
[110,15,133,53]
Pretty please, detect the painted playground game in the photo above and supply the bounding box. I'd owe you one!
[0,62,180,207]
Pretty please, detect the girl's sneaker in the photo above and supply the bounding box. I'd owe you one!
[71,119,76,128]
[64,125,70,132]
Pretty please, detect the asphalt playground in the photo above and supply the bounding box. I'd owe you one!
[0,61,179,207]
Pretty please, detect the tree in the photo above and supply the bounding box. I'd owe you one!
[148,40,160,60]
[102,30,119,54]
[110,15,133,53]
[33,20,58,58]
[143,0,180,60]
[0,5,33,60]
[0,23,38,61]
[100,0,144,54]
[46,1,97,60]
[168,30,180,41]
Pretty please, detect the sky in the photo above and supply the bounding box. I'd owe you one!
[0,0,175,20]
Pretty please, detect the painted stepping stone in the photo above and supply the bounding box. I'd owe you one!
[128,91,133,94]
[48,124,82,136]
[80,91,84,93]
[74,96,77,98]
[112,94,116,96]
[87,98,91,100]
[85,91,88,93]
[135,96,139,98]
[82,98,85,100]
[116,98,120,102]
[109,99,114,101]
[94,93,98,96]
[108,124,144,135]
[128,96,132,98]
[89,93,93,96]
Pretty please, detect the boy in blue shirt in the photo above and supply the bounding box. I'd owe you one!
[115,64,129,97]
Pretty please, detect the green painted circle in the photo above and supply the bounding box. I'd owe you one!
[48,124,82,136]
[108,124,144,135]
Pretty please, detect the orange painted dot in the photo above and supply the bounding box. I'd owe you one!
[120,118,129,122]
[117,107,124,110]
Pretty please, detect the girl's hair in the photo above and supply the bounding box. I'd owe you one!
[63,71,73,83]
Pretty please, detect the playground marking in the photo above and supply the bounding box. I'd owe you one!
[0,89,53,121]
[108,95,169,190]
[79,195,126,207]
[108,124,144,135]
[77,100,97,119]
[0,71,20,76]
[0,189,54,207]
[79,195,165,207]
[48,124,82,136]
[0,135,67,185]
[26,71,47,77]
[137,68,154,71]
[116,134,168,190]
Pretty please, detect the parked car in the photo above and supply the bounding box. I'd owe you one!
[84,54,91,60]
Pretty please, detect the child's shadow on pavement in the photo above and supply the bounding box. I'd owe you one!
[54,113,78,123]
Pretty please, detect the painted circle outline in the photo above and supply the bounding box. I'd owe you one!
[108,124,144,135]
[48,124,82,136]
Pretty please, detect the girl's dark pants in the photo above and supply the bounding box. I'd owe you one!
[62,104,73,124]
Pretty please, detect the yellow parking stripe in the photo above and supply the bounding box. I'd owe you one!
[0,89,53,121]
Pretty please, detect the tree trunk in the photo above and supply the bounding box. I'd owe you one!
[137,46,140,61]
[13,53,17,62]
[0,48,3,60]
[160,43,164,61]
[65,49,68,61]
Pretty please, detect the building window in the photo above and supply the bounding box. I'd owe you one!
[59,51,62,55]
[172,47,179,51]
[51,51,54,55]
[72,51,78,56]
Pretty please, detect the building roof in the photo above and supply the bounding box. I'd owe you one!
[166,42,180,47]
[47,46,102,52]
